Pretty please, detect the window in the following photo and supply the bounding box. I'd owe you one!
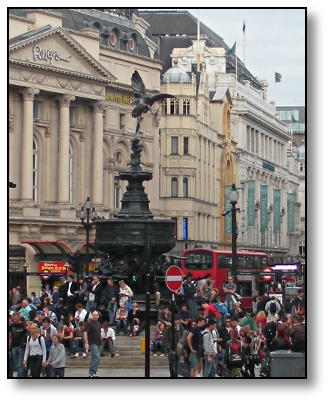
[183,177,188,197]
[170,99,179,114]
[115,151,122,165]
[128,36,136,52]
[109,31,117,47]
[32,140,38,202]
[171,177,178,197]
[69,107,76,126]
[182,217,188,239]
[119,113,125,129]
[299,162,305,172]
[33,102,40,120]
[183,137,189,155]
[185,251,213,270]
[114,176,120,209]
[171,137,178,154]
[183,99,190,115]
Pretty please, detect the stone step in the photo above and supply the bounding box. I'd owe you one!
[66,354,168,368]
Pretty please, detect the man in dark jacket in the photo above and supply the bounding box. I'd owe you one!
[162,314,184,377]
[102,278,119,325]
[86,276,104,313]
[256,292,270,314]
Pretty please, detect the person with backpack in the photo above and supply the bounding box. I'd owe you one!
[242,324,260,378]
[182,272,198,318]
[186,315,206,377]
[23,322,47,378]
[265,296,281,318]
[46,333,66,377]
[262,315,278,352]
[224,327,243,377]
[202,318,217,377]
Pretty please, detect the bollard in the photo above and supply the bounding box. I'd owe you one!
[140,337,145,354]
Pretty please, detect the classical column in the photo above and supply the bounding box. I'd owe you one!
[92,101,105,206]
[57,94,75,204]
[20,87,40,201]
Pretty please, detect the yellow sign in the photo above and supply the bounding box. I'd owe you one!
[105,93,132,105]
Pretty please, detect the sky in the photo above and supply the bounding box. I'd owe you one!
[141,8,306,107]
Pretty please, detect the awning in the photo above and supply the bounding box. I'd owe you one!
[21,240,101,256]
[21,240,74,255]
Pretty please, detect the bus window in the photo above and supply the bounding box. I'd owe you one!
[217,254,226,268]
[262,257,268,267]
[185,251,213,270]
[246,256,254,269]
[253,256,262,269]
[238,257,246,269]
[237,281,252,297]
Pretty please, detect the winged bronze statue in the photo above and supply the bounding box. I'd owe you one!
[131,70,174,136]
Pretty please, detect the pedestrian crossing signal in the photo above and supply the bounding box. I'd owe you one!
[130,274,138,283]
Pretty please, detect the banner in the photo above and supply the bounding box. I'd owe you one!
[247,180,255,226]
[287,193,295,232]
[273,189,281,231]
[225,185,232,236]
[260,185,268,230]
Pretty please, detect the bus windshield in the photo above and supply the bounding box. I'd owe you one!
[185,251,213,270]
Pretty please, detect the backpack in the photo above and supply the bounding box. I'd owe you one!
[28,335,43,347]
[213,301,230,316]
[264,322,277,349]
[269,301,277,314]
[227,338,242,367]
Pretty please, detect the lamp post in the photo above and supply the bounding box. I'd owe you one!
[80,196,97,277]
[228,184,240,282]
[64,262,69,278]
[23,261,28,298]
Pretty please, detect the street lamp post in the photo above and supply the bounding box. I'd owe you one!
[228,184,240,282]
[64,262,69,278]
[80,196,97,277]
[23,261,28,298]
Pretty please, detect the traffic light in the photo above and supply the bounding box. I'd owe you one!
[129,273,138,284]
[68,253,79,273]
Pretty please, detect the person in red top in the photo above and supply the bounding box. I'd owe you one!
[254,310,267,329]
[201,300,223,328]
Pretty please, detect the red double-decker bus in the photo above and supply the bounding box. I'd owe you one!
[180,248,271,310]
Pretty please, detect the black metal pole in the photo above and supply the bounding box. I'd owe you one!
[170,293,177,378]
[86,209,90,277]
[145,236,151,378]
[231,201,237,282]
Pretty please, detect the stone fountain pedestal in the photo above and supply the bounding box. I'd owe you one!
[92,138,175,293]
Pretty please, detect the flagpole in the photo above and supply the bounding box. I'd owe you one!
[197,9,200,72]
[235,39,238,95]
[243,21,245,65]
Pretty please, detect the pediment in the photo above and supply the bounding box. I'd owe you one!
[9,26,116,83]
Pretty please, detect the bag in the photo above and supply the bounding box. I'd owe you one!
[125,299,132,312]
[269,301,277,314]
[198,331,208,357]
[264,322,277,349]
[213,301,230,315]
[227,339,242,367]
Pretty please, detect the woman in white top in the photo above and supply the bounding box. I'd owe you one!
[23,322,47,378]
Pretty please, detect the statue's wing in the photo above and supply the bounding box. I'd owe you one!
[148,93,174,107]
[131,70,146,99]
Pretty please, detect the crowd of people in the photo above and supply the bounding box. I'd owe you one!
[9,272,305,378]
[8,275,135,378]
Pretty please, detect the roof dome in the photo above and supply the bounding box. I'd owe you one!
[162,59,190,83]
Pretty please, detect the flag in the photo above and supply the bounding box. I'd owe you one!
[226,42,236,55]
[243,21,246,33]
[275,72,282,83]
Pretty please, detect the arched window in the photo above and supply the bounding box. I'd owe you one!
[170,98,179,114]
[32,139,38,202]
[183,178,188,198]
[183,99,190,115]
[171,177,178,197]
